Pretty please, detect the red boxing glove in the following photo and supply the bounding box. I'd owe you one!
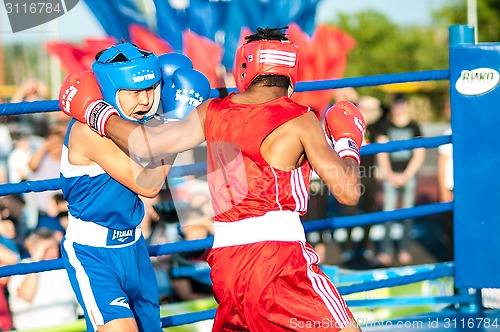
[324,100,366,165]
[59,71,118,136]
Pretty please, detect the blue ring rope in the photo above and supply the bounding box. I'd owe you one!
[346,294,473,308]
[337,263,453,295]
[0,69,449,115]
[161,308,217,328]
[0,135,451,195]
[0,202,452,279]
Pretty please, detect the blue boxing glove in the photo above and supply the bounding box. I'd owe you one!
[161,68,211,121]
[158,52,193,85]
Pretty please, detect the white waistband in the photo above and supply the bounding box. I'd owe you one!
[212,211,306,248]
[65,214,142,248]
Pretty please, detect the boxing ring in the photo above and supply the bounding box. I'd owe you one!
[0,24,499,331]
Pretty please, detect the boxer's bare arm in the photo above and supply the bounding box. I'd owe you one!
[69,121,173,198]
[105,101,209,160]
[287,112,360,206]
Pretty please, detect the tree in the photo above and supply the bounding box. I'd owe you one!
[434,0,500,42]
[327,10,449,119]
[333,10,448,77]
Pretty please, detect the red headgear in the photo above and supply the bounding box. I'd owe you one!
[233,39,298,96]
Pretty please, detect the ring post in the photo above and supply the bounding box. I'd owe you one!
[449,24,500,295]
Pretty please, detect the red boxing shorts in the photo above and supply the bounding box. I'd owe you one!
[207,240,353,331]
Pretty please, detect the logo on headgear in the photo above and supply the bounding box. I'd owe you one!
[132,70,156,83]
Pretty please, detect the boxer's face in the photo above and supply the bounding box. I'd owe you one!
[117,85,156,122]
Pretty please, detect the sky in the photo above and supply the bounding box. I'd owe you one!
[0,0,443,44]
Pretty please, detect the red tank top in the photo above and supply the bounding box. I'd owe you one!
[205,93,313,222]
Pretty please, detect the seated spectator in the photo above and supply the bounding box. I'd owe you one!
[35,193,68,243]
[7,133,33,184]
[8,228,79,331]
[0,210,21,332]
[10,78,49,103]
[0,195,27,252]
[0,115,13,185]
[24,125,65,227]
[10,78,51,137]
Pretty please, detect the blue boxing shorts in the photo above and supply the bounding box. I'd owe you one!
[60,216,162,332]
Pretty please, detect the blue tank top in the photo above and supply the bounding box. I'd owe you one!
[60,119,144,230]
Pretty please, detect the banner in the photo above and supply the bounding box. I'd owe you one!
[83,0,147,40]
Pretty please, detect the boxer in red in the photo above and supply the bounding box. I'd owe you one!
[62,27,365,332]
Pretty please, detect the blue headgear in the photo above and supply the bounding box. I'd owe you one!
[92,43,162,123]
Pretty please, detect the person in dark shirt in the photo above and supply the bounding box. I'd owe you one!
[373,93,425,266]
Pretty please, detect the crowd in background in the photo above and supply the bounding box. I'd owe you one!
[0,79,453,331]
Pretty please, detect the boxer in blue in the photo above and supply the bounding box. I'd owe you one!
[58,42,210,332]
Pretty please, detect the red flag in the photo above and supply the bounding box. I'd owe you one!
[312,24,356,80]
[236,27,254,50]
[288,24,356,115]
[83,37,117,56]
[45,42,91,74]
[183,30,225,88]
[45,37,116,74]
[129,24,173,56]
[287,23,314,82]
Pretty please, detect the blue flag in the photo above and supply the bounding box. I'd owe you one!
[83,0,148,41]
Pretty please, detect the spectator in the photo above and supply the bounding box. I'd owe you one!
[8,228,79,331]
[10,78,49,103]
[374,93,426,266]
[0,195,28,250]
[24,124,65,223]
[0,204,21,332]
[10,78,51,137]
[36,193,68,243]
[437,97,454,260]
[7,133,33,183]
[0,116,13,184]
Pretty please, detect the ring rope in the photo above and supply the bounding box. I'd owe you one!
[345,294,472,308]
[0,69,450,115]
[0,135,452,196]
[0,203,452,280]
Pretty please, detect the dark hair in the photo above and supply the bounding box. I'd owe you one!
[53,193,66,204]
[251,75,290,89]
[245,26,292,89]
[245,26,289,44]
[392,93,408,104]
[31,227,55,240]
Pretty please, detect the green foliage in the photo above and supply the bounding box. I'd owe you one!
[332,10,449,77]
[434,0,500,42]
[323,10,452,120]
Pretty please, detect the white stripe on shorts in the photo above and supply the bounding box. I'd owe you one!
[299,242,351,328]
